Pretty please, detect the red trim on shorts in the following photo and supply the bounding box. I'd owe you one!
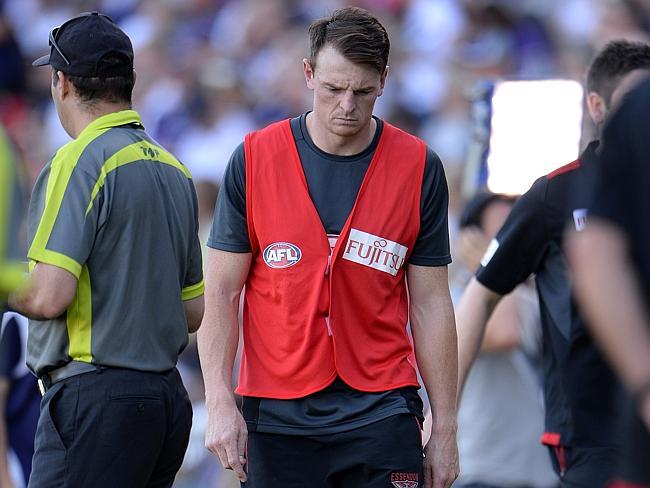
[540,432,566,475]
[540,431,561,446]
[554,445,567,475]
[414,415,423,446]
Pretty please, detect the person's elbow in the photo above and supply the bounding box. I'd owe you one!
[34,296,70,319]
[184,295,205,333]
[10,263,78,320]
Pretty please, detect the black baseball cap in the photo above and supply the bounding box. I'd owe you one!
[32,12,133,77]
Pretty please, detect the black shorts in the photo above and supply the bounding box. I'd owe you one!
[547,443,616,487]
[611,396,650,486]
[28,367,192,488]
[243,413,423,488]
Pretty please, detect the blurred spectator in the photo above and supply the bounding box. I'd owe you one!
[0,124,25,303]
[0,103,34,488]
[0,313,40,488]
[175,84,255,185]
[452,192,557,488]
[0,7,27,153]
[0,11,25,96]
[2,0,649,191]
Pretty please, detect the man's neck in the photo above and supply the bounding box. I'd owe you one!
[305,113,377,156]
[70,102,132,138]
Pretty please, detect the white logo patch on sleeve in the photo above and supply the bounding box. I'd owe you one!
[342,228,408,276]
[573,208,588,231]
[480,238,500,267]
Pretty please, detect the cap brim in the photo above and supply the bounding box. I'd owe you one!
[32,53,51,67]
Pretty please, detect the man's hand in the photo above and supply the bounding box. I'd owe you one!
[423,425,459,488]
[455,226,489,273]
[205,400,248,482]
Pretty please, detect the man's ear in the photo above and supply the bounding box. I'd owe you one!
[53,70,71,100]
[303,58,315,89]
[586,91,607,127]
[378,65,389,97]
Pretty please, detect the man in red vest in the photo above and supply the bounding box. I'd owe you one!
[198,7,458,488]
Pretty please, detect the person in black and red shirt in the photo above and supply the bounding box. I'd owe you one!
[569,75,650,488]
[456,40,650,487]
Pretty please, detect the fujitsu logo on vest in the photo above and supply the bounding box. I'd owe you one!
[343,228,408,276]
[263,242,302,269]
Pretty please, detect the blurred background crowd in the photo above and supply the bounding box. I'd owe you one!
[3,0,649,207]
[1,0,649,486]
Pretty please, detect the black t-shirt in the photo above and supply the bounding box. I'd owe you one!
[208,113,450,434]
[476,141,618,448]
[587,79,650,483]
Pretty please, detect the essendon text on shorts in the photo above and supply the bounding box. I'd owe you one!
[342,228,408,276]
[390,471,419,488]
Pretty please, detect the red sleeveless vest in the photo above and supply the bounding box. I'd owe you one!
[238,119,426,398]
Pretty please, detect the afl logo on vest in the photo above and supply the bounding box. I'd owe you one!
[343,228,408,276]
[263,242,302,269]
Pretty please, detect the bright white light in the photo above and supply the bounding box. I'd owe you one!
[487,80,584,195]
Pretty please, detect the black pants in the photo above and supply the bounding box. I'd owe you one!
[612,396,650,485]
[547,444,615,488]
[244,414,423,488]
[28,367,192,488]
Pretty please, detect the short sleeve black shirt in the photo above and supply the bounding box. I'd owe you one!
[476,141,618,448]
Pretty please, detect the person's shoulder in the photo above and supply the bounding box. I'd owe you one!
[424,146,443,166]
[251,117,293,137]
[507,174,548,217]
[382,119,422,143]
[50,138,85,170]
[541,154,589,206]
[546,158,581,182]
[223,141,246,183]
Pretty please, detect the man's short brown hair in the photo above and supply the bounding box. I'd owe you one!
[587,40,650,104]
[308,7,390,74]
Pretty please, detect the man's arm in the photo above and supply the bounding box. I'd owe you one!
[568,221,650,428]
[197,248,251,482]
[456,178,549,393]
[8,263,77,320]
[183,295,204,333]
[479,293,521,353]
[407,264,458,488]
[455,278,503,394]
